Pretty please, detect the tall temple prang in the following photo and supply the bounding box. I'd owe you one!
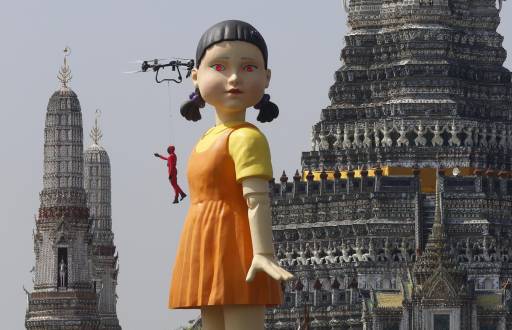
[267,0,512,328]
[84,110,122,330]
[25,49,120,329]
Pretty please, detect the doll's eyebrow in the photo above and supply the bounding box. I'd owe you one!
[210,56,230,61]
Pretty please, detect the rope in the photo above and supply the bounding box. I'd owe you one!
[166,81,175,143]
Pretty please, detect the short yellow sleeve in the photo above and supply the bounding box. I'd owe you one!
[229,127,273,182]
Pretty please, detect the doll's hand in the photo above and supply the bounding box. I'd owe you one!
[154,153,159,157]
[245,253,294,283]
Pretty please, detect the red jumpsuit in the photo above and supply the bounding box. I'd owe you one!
[158,152,186,201]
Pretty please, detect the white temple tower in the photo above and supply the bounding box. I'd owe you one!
[25,49,100,329]
[84,111,122,330]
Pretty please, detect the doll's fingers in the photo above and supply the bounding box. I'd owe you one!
[246,264,257,283]
[264,264,283,281]
[267,262,294,281]
[263,262,283,281]
[280,269,295,281]
[272,264,294,281]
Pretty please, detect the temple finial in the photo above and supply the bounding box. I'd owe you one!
[434,169,441,225]
[57,46,72,90]
[431,168,445,240]
[90,109,103,146]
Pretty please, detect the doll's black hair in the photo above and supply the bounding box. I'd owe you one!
[195,20,268,69]
[180,20,278,123]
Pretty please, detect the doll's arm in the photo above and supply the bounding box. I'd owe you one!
[242,177,294,283]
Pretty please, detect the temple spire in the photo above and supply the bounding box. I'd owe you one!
[426,169,447,258]
[430,169,446,241]
[57,46,72,90]
[90,109,103,146]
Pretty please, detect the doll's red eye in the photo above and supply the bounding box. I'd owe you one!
[244,65,257,72]
[210,64,225,72]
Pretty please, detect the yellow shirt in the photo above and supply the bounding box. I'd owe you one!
[195,121,273,182]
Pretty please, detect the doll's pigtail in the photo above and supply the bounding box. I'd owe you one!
[180,89,205,122]
[254,94,279,123]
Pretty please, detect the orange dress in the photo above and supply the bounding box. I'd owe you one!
[168,124,283,308]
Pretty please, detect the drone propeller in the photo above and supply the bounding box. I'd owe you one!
[122,70,143,74]
[130,57,188,63]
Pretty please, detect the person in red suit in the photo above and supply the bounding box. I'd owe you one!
[154,145,187,204]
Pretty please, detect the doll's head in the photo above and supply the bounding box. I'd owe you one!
[167,145,175,154]
[180,20,278,123]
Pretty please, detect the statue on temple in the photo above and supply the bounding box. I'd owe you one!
[499,126,507,149]
[463,126,474,147]
[342,124,352,149]
[362,239,377,262]
[284,243,296,266]
[324,241,339,264]
[363,122,372,148]
[353,125,363,149]
[448,121,461,147]
[351,238,365,262]
[380,122,393,147]
[59,259,67,288]
[432,121,444,147]
[340,241,353,263]
[503,240,512,262]
[296,243,310,266]
[479,126,489,147]
[399,239,410,262]
[482,237,496,262]
[488,124,498,148]
[276,244,286,265]
[333,124,343,149]
[373,122,381,147]
[311,126,319,151]
[414,121,427,146]
[392,239,403,262]
[310,242,324,265]
[474,240,485,262]
[319,124,330,150]
[396,121,409,147]
[493,240,501,261]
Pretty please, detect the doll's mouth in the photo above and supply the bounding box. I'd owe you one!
[226,89,243,94]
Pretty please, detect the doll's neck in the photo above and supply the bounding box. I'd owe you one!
[215,108,247,126]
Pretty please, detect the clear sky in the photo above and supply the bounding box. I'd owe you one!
[1,1,512,329]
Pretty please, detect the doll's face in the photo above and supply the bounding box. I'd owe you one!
[192,41,271,114]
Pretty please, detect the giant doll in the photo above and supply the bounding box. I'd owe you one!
[168,20,294,330]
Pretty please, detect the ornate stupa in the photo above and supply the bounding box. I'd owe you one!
[26,48,100,329]
[267,0,512,328]
[84,111,121,330]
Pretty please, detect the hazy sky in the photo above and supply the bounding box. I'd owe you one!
[2,1,512,329]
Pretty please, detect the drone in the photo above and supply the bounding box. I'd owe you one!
[125,58,194,84]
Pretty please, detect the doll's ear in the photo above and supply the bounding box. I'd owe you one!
[191,68,199,88]
[265,68,271,89]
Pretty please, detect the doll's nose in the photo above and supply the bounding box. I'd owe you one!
[227,72,240,85]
